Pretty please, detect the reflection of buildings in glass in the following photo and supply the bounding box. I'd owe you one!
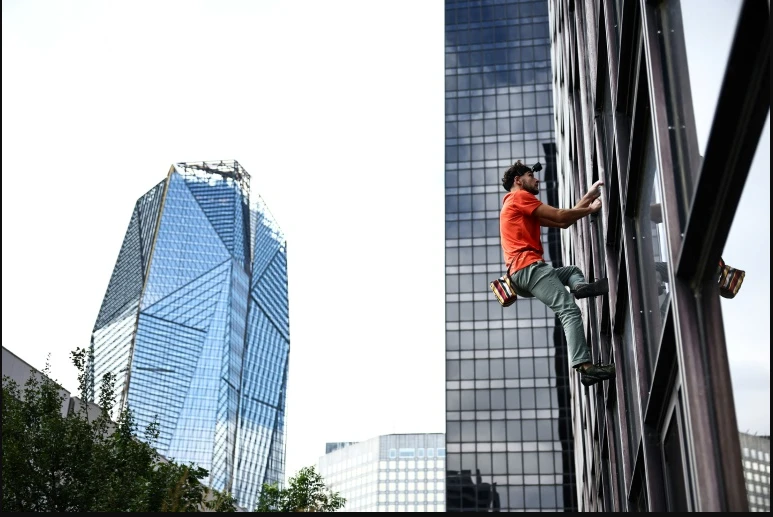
[317,434,446,512]
[444,1,577,511]
[550,0,769,512]
[446,469,500,511]
[739,432,771,512]
[89,160,289,509]
[326,441,358,454]
[647,202,671,318]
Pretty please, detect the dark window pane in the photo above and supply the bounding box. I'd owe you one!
[447,390,460,410]
[663,412,689,511]
[477,421,491,441]
[460,359,475,379]
[507,421,522,442]
[492,421,506,441]
[491,389,505,410]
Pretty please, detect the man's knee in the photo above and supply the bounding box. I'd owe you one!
[568,265,583,277]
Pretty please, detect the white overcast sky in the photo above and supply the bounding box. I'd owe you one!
[1,0,768,485]
[680,1,770,438]
[2,0,446,480]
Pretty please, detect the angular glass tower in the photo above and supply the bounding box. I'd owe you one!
[89,160,289,509]
[444,0,577,511]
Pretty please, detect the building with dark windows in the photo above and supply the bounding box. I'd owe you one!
[549,0,769,512]
[739,432,771,512]
[444,0,577,511]
[89,160,289,509]
[317,434,446,512]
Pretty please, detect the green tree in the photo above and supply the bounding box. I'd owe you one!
[255,466,345,512]
[1,348,236,512]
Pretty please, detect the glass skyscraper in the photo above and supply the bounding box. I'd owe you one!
[89,160,289,509]
[444,1,576,511]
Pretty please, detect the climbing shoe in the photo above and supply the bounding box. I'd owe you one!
[572,278,609,299]
[579,362,616,387]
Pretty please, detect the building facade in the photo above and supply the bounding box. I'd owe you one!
[444,0,578,511]
[549,0,769,511]
[317,434,446,512]
[739,433,771,512]
[89,160,289,509]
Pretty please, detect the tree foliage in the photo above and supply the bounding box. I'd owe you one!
[1,348,236,512]
[255,466,345,512]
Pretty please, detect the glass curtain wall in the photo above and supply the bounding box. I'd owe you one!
[89,161,289,510]
[444,0,577,511]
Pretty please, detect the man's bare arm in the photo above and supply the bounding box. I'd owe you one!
[537,181,604,228]
[534,198,601,228]
[538,217,571,229]
[538,211,572,229]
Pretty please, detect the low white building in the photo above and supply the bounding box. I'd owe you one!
[318,433,446,512]
[739,432,771,512]
[2,346,102,420]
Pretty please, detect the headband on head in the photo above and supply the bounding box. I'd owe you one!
[515,161,542,176]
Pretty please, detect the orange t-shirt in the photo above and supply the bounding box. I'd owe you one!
[500,190,544,273]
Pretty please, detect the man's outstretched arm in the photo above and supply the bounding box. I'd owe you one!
[535,198,601,228]
[538,180,604,228]
[538,212,573,229]
[538,216,572,229]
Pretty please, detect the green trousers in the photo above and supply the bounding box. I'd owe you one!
[511,261,592,368]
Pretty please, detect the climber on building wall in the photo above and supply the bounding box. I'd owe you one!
[499,160,615,387]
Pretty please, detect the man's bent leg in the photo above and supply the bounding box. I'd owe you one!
[554,265,585,290]
[555,265,609,299]
[515,263,591,368]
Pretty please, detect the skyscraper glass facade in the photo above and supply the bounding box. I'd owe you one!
[444,0,576,511]
[89,160,289,509]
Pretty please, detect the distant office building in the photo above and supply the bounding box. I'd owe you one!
[549,0,769,512]
[317,434,446,512]
[739,433,771,512]
[444,0,577,511]
[89,160,289,509]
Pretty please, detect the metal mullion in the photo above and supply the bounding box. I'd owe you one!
[602,0,621,113]
[639,0,682,268]
[609,330,633,506]
[637,0,740,512]
[634,2,702,512]
[624,211,668,511]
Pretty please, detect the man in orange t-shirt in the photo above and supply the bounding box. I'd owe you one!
[499,160,615,387]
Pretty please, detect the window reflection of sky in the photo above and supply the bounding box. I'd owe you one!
[676,0,769,435]
[679,0,743,154]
